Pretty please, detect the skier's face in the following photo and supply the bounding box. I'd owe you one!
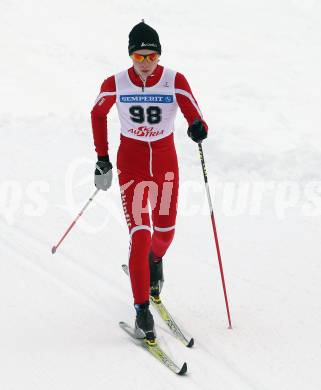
[131,49,160,79]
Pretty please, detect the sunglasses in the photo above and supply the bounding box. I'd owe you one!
[130,52,159,63]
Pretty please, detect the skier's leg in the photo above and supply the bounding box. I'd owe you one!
[129,227,151,304]
[151,229,175,258]
[122,179,156,338]
[149,169,179,296]
[118,171,154,304]
[151,170,179,257]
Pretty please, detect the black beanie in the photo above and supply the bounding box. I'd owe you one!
[128,21,161,55]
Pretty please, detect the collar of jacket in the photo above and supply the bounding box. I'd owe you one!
[128,64,164,88]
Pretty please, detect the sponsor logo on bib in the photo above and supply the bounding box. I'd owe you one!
[128,126,165,137]
[120,94,173,103]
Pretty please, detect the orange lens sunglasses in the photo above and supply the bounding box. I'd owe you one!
[131,52,159,63]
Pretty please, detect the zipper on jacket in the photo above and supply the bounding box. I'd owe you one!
[139,75,146,92]
[148,142,153,177]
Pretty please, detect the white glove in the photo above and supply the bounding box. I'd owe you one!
[95,158,113,191]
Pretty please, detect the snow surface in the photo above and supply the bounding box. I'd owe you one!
[1,0,321,389]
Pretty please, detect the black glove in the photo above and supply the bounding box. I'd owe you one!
[95,155,113,191]
[187,119,208,143]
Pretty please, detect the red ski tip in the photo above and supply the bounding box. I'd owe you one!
[51,246,56,254]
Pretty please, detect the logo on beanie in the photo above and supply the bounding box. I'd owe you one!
[141,42,157,47]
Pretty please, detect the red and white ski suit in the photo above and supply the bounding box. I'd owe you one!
[91,64,207,304]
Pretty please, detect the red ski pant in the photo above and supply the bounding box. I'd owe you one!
[117,134,179,304]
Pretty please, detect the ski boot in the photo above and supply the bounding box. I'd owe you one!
[149,251,164,298]
[134,301,156,342]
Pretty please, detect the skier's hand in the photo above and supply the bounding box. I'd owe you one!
[95,156,113,191]
[187,119,208,143]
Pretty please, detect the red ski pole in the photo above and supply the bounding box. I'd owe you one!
[51,188,99,254]
[198,142,232,329]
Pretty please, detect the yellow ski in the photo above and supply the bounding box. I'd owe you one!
[119,321,187,375]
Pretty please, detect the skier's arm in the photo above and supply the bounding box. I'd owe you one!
[91,75,117,157]
[175,72,208,132]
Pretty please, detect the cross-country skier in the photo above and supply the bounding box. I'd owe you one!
[91,21,208,341]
